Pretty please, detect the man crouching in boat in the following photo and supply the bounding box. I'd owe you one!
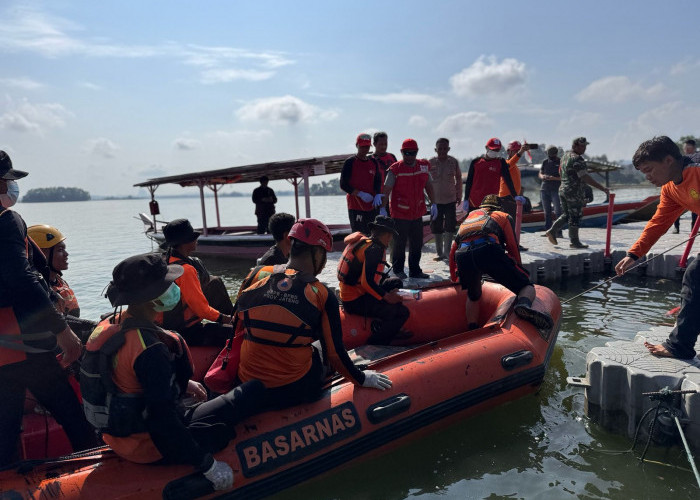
[449,195,554,332]
[237,218,392,411]
[82,253,264,491]
[616,136,700,359]
[338,215,410,345]
[158,218,235,346]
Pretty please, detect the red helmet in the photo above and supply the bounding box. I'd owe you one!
[401,138,418,151]
[289,218,333,251]
[485,137,502,151]
[507,141,522,151]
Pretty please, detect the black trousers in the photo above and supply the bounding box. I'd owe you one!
[343,295,410,345]
[392,217,424,274]
[429,203,457,234]
[0,352,97,466]
[258,348,326,411]
[348,209,378,235]
[663,254,700,359]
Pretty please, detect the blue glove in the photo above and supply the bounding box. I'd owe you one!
[462,200,469,212]
[379,207,388,217]
[430,204,438,220]
[372,193,384,207]
[515,196,526,203]
[357,191,374,203]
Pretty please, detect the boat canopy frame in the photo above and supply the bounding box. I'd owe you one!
[134,154,350,235]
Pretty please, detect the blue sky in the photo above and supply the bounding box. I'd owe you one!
[1,0,698,195]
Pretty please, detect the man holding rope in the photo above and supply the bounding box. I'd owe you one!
[616,136,700,359]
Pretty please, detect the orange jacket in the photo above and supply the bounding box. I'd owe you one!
[499,154,522,197]
[629,164,700,257]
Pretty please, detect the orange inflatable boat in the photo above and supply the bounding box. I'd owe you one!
[1,282,561,500]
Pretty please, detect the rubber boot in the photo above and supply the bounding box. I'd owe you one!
[433,233,444,260]
[545,216,565,245]
[568,227,588,249]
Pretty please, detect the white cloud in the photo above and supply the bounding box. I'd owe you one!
[236,95,338,124]
[174,138,201,150]
[575,76,664,103]
[199,69,274,84]
[138,164,169,178]
[357,92,443,108]
[85,138,119,158]
[408,115,428,127]
[557,111,602,129]
[670,57,700,76]
[437,111,493,135]
[450,56,527,97]
[0,97,71,133]
[78,81,100,90]
[0,77,44,90]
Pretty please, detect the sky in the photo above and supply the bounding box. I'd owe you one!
[1,0,698,196]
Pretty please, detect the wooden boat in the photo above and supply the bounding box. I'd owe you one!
[1,282,561,500]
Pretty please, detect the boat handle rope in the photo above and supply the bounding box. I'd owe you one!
[561,232,698,305]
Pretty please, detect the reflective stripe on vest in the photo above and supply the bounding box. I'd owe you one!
[389,160,429,219]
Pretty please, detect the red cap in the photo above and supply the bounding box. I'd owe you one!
[507,141,522,151]
[356,133,372,147]
[485,138,502,151]
[401,138,418,151]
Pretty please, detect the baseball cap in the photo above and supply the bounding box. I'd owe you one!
[356,133,372,147]
[0,151,28,180]
[572,137,590,146]
[401,138,418,150]
[485,138,502,151]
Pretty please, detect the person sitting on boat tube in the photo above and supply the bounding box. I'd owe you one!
[449,195,554,332]
[340,133,384,235]
[27,224,97,343]
[158,218,235,346]
[338,215,410,345]
[82,253,264,492]
[236,218,392,411]
[257,212,295,265]
[616,136,700,359]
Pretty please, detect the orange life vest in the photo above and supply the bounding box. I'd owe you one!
[456,209,505,245]
[389,160,430,220]
[52,275,80,316]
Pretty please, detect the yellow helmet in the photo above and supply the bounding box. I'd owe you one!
[27,224,66,249]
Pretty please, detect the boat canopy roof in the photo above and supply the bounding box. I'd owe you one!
[134,154,351,189]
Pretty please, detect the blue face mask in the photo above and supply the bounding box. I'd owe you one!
[151,283,181,312]
[0,180,19,208]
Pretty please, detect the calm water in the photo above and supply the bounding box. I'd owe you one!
[14,188,698,499]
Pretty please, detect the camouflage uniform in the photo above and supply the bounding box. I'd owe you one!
[554,151,588,228]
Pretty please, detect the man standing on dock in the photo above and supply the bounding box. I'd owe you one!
[545,137,609,248]
[428,138,462,261]
[381,138,435,279]
[252,176,277,235]
[616,136,700,359]
[340,133,383,234]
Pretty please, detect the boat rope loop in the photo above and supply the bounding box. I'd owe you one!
[561,233,699,304]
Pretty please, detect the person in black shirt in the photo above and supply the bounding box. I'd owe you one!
[258,212,295,265]
[252,176,277,234]
[539,145,562,231]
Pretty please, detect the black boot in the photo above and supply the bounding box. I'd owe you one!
[568,227,588,249]
[514,299,554,331]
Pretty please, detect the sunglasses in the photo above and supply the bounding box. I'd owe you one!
[403,150,418,156]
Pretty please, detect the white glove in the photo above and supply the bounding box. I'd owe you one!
[203,459,234,491]
[357,191,374,203]
[430,204,438,220]
[372,193,384,207]
[462,200,469,212]
[362,370,392,390]
[379,207,388,217]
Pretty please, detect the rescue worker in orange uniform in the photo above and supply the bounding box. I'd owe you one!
[340,133,384,234]
[449,195,554,332]
[381,138,435,279]
[616,136,700,359]
[0,151,95,466]
[237,218,392,411]
[158,219,235,346]
[338,216,409,345]
[463,138,517,212]
[81,253,263,492]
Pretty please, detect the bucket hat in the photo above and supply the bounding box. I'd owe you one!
[106,253,183,306]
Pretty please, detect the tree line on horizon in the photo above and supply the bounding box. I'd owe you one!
[22,187,91,203]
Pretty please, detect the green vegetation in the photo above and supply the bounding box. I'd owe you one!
[308,178,343,196]
[22,187,91,203]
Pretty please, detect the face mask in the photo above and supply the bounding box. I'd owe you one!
[0,180,19,208]
[485,150,500,159]
[151,283,181,312]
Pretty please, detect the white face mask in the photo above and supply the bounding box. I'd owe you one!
[0,180,19,208]
[485,150,500,159]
